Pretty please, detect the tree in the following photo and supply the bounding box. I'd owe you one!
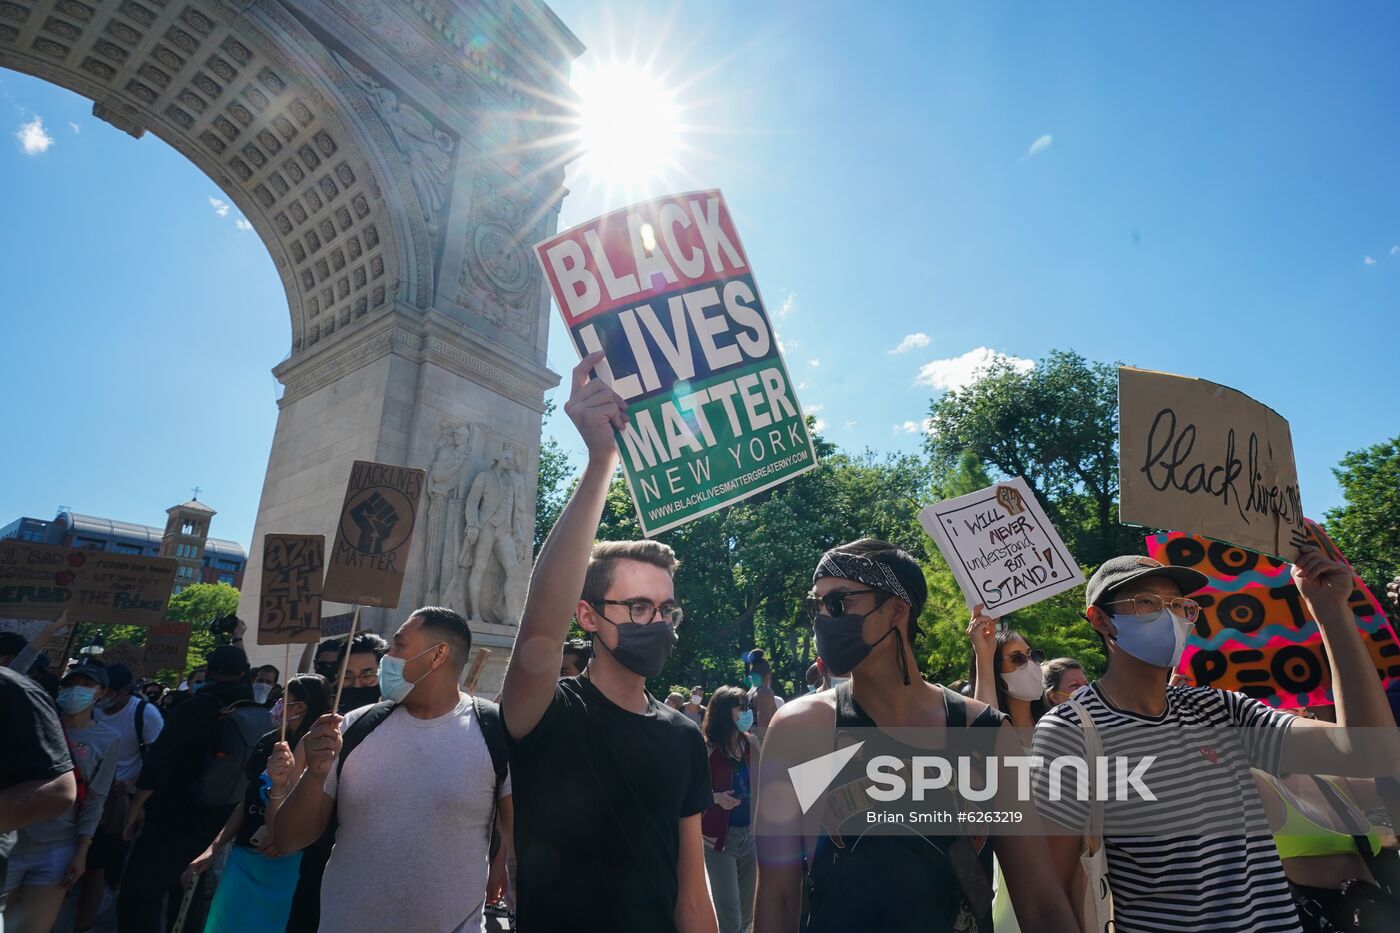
[1325,436,1400,592]
[533,400,577,557]
[166,582,242,674]
[923,350,1140,566]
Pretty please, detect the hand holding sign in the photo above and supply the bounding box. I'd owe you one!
[1291,546,1354,610]
[565,351,629,460]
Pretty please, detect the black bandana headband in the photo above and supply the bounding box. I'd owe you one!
[813,550,912,604]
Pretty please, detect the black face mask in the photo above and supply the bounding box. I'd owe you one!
[314,661,339,681]
[596,617,677,679]
[814,614,910,686]
[338,685,381,712]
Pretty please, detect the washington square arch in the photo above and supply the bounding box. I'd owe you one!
[0,0,584,690]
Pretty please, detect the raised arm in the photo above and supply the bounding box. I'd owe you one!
[967,605,1000,710]
[1280,546,1400,776]
[501,351,625,741]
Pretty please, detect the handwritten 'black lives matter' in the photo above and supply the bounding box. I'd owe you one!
[1119,367,1306,561]
[322,460,426,609]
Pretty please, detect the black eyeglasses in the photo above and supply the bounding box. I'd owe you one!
[803,588,889,621]
[592,599,685,626]
[1002,649,1045,671]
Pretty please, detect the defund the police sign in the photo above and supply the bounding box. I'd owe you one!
[536,191,817,536]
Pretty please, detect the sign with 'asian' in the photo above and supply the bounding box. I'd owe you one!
[919,477,1084,617]
[535,190,817,536]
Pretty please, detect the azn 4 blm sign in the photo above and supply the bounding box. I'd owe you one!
[535,190,817,536]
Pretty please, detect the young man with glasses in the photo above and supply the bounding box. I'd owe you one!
[1032,550,1400,932]
[754,538,1078,932]
[500,352,717,933]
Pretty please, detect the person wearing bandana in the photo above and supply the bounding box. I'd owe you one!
[754,539,1078,933]
[500,351,718,933]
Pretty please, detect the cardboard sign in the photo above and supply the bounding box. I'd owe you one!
[1147,520,1400,708]
[259,534,324,645]
[98,640,146,672]
[322,461,425,608]
[535,190,818,536]
[143,622,192,679]
[919,477,1085,617]
[319,611,356,638]
[0,541,177,624]
[1119,367,1306,561]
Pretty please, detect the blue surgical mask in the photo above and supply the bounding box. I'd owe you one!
[377,643,444,703]
[1110,609,1191,669]
[57,686,97,715]
[736,709,755,732]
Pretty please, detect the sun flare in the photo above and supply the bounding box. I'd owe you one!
[572,60,683,190]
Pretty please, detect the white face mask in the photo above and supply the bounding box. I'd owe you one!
[690,693,702,706]
[1002,661,1045,701]
[252,682,273,705]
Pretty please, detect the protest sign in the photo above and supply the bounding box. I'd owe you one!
[535,190,818,536]
[99,640,146,672]
[320,611,356,638]
[1119,367,1306,562]
[142,622,191,679]
[1147,520,1400,708]
[259,534,324,645]
[919,477,1085,617]
[0,541,176,624]
[322,461,425,608]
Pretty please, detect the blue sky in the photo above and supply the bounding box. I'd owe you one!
[3,1,1397,551]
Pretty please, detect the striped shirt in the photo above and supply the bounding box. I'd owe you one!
[1031,683,1302,933]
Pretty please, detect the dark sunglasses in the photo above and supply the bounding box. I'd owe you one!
[1002,649,1045,670]
[803,588,889,621]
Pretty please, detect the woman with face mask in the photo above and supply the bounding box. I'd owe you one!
[1042,657,1087,707]
[701,685,760,933]
[966,605,1049,730]
[183,673,331,932]
[3,664,120,933]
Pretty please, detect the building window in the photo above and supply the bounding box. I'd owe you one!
[19,530,42,542]
[217,560,240,572]
[115,542,142,555]
[78,539,105,550]
[218,573,235,585]
[173,584,183,595]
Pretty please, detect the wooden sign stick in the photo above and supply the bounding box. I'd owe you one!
[462,647,492,694]
[330,605,361,713]
[279,643,292,744]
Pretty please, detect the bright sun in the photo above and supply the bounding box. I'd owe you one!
[572,60,682,189]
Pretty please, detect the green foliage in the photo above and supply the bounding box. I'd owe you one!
[1325,436,1400,592]
[534,400,577,557]
[924,350,1141,566]
[166,582,241,675]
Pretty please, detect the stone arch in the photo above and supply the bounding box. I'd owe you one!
[3,0,585,695]
[0,0,436,355]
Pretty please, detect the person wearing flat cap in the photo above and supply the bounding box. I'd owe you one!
[1030,546,1400,933]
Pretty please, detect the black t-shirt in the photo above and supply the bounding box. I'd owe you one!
[505,675,712,932]
[233,731,279,849]
[0,667,74,859]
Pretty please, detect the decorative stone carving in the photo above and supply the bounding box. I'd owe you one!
[334,51,455,237]
[419,419,473,607]
[443,438,528,626]
[458,173,543,341]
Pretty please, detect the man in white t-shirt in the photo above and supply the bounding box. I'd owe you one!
[274,607,511,933]
[77,663,164,928]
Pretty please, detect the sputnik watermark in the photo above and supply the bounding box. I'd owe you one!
[788,750,1157,814]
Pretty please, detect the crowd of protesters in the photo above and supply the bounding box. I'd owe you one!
[2,352,1399,933]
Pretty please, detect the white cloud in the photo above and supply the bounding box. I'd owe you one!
[67,121,80,134]
[807,358,821,368]
[1364,255,1377,265]
[1391,245,1400,256]
[805,402,824,414]
[895,418,935,435]
[777,292,798,318]
[1020,133,1053,162]
[234,217,253,232]
[16,116,53,155]
[889,332,931,355]
[844,420,858,429]
[208,196,230,217]
[812,418,828,433]
[914,347,1033,392]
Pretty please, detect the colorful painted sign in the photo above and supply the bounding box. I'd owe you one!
[535,190,817,536]
[1146,520,1400,708]
[919,477,1085,617]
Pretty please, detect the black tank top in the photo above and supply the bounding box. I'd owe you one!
[804,681,1003,933]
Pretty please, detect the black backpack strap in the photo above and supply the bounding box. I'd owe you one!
[336,701,397,779]
[473,695,509,860]
[134,698,149,759]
